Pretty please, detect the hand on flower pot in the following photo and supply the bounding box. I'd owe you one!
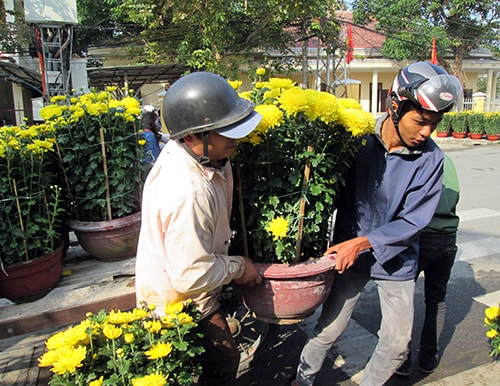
[234,257,262,286]
[325,236,371,274]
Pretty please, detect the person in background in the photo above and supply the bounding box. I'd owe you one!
[396,153,460,376]
[135,71,263,386]
[140,111,161,165]
[292,62,463,386]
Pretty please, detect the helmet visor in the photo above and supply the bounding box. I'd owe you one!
[215,110,262,139]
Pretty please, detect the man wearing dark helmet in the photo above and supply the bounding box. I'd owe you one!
[135,72,263,385]
[292,62,463,386]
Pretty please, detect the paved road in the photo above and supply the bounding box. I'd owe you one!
[236,140,500,385]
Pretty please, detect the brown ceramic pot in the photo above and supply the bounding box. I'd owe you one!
[236,254,336,324]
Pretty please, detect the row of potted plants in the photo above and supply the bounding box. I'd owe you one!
[0,88,147,303]
[436,111,500,140]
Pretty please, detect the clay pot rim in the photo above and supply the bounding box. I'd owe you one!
[254,254,336,279]
[67,211,141,232]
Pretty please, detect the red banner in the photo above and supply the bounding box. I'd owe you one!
[431,37,438,64]
[346,24,354,64]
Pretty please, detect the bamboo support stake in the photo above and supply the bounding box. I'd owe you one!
[295,145,313,263]
[99,128,113,221]
[12,179,29,261]
[235,154,249,257]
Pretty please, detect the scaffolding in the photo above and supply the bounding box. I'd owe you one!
[35,24,74,99]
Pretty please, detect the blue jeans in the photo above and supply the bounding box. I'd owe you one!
[295,268,415,386]
[417,233,457,361]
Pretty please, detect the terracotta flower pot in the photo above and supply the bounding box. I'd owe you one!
[469,133,484,140]
[67,211,141,262]
[486,134,500,141]
[236,254,336,324]
[0,243,63,303]
[452,132,467,139]
[436,131,449,138]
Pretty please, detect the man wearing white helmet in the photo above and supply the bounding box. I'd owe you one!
[292,62,463,386]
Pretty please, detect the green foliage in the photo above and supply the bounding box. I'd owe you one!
[466,113,486,134]
[484,112,500,135]
[230,70,375,263]
[436,112,452,133]
[39,301,204,385]
[0,123,64,266]
[448,111,468,133]
[40,90,145,222]
[77,0,342,77]
[352,0,500,77]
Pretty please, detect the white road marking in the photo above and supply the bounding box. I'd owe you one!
[456,237,500,261]
[473,290,500,308]
[457,208,500,222]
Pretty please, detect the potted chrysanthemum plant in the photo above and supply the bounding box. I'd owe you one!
[40,88,146,261]
[484,303,500,358]
[0,121,65,303]
[39,300,205,385]
[228,69,375,323]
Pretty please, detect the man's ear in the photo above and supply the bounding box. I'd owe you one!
[391,100,399,112]
[183,134,195,143]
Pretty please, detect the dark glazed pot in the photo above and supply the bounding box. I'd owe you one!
[0,243,63,303]
[67,211,141,262]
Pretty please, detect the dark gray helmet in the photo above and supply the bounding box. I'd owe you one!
[163,71,261,140]
[391,62,463,113]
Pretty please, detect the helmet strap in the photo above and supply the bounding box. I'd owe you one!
[388,95,414,150]
[180,132,210,165]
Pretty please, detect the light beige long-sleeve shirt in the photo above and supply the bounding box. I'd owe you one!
[135,140,246,318]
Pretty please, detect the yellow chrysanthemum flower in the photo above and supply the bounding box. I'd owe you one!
[145,320,163,333]
[278,87,308,118]
[108,99,121,109]
[145,342,173,360]
[227,80,243,90]
[256,67,266,76]
[132,373,168,386]
[86,103,101,116]
[121,96,140,111]
[124,333,135,344]
[102,323,122,340]
[107,310,136,325]
[266,217,289,240]
[304,90,340,123]
[485,306,500,321]
[338,98,362,110]
[238,91,252,101]
[89,376,104,386]
[40,104,64,120]
[40,346,87,375]
[266,77,296,90]
[339,108,376,137]
[50,95,66,103]
[132,308,149,320]
[254,104,284,133]
[486,329,498,339]
[96,91,109,101]
[177,312,194,325]
[164,301,184,315]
